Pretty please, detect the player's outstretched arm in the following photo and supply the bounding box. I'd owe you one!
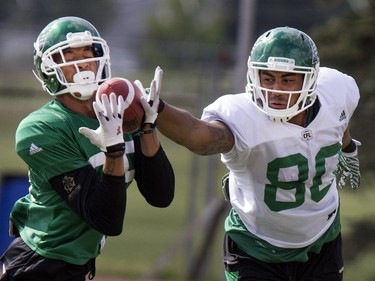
[157,103,234,155]
[139,66,234,155]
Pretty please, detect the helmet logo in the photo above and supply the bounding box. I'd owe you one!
[66,31,93,48]
[268,57,295,65]
[267,57,296,71]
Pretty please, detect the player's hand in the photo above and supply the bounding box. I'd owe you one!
[135,66,163,127]
[337,140,361,189]
[79,93,125,154]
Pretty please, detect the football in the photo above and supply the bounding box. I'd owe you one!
[96,77,144,133]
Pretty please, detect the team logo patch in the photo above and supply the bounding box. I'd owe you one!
[62,176,76,194]
[301,129,313,141]
[62,176,80,200]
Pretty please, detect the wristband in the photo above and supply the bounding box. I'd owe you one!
[105,151,125,159]
[106,143,126,153]
[140,128,155,135]
[158,98,165,114]
[105,143,126,158]
[342,139,357,153]
[141,121,156,130]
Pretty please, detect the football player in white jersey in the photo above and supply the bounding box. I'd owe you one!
[143,27,361,280]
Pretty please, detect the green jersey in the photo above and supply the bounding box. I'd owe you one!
[12,99,135,265]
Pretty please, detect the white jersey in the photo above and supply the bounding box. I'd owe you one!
[202,67,359,248]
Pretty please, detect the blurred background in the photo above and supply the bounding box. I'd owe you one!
[0,0,374,280]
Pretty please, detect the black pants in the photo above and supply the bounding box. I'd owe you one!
[223,233,343,281]
[0,237,95,281]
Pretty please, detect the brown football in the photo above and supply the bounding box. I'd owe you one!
[97,77,144,133]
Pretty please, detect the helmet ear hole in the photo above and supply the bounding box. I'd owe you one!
[93,43,104,57]
[46,75,63,94]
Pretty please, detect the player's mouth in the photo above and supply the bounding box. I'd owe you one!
[269,99,287,109]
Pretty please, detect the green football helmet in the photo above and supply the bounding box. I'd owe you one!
[246,27,320,122]
[33,16,111,100]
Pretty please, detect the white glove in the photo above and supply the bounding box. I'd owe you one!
[337,139,361,189]
[79,92,125,153]
[134,66,163,127]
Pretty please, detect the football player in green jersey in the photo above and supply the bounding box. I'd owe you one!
[0,17,174,281]
[147,27,361,280]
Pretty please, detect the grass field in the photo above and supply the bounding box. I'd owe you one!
[1,92,375,281]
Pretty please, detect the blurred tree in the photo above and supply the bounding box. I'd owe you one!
[0,0,114,30]
[311,0,375,171]
[141,0,374,171]
[0,0,116,72]
[139,0,236,68]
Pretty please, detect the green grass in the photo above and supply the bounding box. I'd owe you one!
[0,94,50,173]
[1,93,375,281]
